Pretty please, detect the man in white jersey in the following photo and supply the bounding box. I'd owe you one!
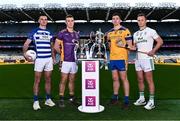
[23,15,55,110]
[133,13,163,110]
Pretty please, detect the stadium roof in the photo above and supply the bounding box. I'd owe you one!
[0,2,179,23]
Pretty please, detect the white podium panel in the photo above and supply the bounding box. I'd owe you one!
[78,60,104,113]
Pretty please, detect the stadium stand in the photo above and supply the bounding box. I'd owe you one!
[0,4,179,64]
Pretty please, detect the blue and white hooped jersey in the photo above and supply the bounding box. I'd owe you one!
[28,28,53,59]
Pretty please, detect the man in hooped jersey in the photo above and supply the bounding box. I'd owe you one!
[23,15,56,110]
[54,14,80,108]
[133,13,163,110]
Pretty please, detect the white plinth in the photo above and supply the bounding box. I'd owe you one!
[78,60,105,113]
[78,105,104,113]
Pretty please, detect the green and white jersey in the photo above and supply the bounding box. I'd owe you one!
[133,27,159,59]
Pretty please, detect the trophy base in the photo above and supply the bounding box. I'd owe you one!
[78,54,87,59]
[95,54,104,59]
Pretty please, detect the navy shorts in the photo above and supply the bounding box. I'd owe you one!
[109,60,126,71]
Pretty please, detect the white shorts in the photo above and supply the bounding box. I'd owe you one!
[34,57,53,72]
[61,61,78,74]
[135,59,155,72]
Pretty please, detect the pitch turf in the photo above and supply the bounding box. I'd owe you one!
[0,99,180,120]
[0,64,180,120]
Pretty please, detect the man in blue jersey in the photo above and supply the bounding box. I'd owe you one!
[23,15,55,110]
[54,14,80,108]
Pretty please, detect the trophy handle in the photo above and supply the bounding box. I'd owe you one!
[90,31,95,42]
[74,44,78,62]
[89,43,96,58]
[102,44,107,60]
[102,35,105,44]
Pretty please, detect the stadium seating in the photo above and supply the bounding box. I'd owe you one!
[0,22,179,37]
[0,22,179,64]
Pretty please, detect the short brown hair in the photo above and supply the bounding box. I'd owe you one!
[65,14,74,19]
[38,15,47,20]
[137,13,147,20]
[112,12,121,19]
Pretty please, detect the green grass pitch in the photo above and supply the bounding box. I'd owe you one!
[0,64,180,120]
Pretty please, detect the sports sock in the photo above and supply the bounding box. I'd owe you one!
[139,91,145,99]
[112,94,118,100]
[149,94,154,103]
[46,94,51,100]
[124,96,129,105]
[33,95,38,102]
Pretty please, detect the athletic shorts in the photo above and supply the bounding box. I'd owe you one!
[61,61,78,74]
[109,60,127,71]
[34,57,53,72]
[135,59,155,72]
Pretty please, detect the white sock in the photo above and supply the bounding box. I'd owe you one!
[139,91,145,100]
[149,94,155,105]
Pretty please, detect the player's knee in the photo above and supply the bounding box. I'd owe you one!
[45,78,51,84]
[120,76,128,82]
[112,76,119,82]
[34,79,40,85]
[122,79,129,84]
[45,76,51,83]
[60,80,67,85]
[137,75,143,80]
[138,78,144,83]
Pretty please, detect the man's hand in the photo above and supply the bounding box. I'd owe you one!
[23,39,32,61]
[129,45,136,51]
[73,39,79,45]
[24,53,33,62]
[147,49,156,57]
[53,58,56,65]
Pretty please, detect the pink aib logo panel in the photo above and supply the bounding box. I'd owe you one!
[85,61,96,72]
[85,96,96,106]
[85,79,96,89]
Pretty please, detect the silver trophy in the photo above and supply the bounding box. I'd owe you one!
[95,29,104,58]
[76,39,90,59]
[89,28,107,59]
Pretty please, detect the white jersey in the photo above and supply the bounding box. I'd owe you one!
[133,27,159,59]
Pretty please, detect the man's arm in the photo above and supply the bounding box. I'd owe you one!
[126,40,133,50]
[23,39,32,61]
[106,33,111,49]
[51,41,56,64]
[125,29,134,50]
[148,37,163,56]
[54,39,61,54]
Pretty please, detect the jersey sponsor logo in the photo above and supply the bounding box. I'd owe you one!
[65,33,69,36]
[136,37,147,43]
[40,35,50,40]
[35,35,51,40]
[109,36,123,40]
